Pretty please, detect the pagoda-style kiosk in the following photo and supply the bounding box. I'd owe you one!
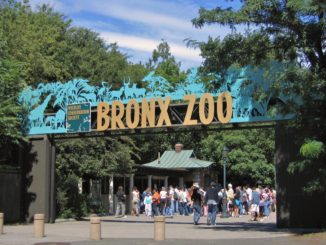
[134,144,216,190]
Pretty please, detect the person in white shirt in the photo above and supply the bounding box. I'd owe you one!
[169,185,175,216]
[179,187,189,216]
[246,186,253,205]
[227,183,234,216]
[160,187,167,215]
[132,186,140,216]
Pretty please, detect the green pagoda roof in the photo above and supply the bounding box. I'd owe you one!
[142,150,214,169]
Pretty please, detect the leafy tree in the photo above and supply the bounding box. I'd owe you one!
[56,136,139,217]
[56,136,139,179]
[199,129,275,186]
[0,58,26,141]
[146,40,186,86]
[61,28,131,86]
[0,0,150,218]
[0,0,71,84]
[287,139,326,193]
[118,63,148,87]
[0,1,136,87]
[187,32,274,74]
[192,0,326,193]
[192,0,325,72]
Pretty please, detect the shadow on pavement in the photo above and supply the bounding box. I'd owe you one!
[195,222,325,235]
[71,236,326,245]
[80,217,324,235]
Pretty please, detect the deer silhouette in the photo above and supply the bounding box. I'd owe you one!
[97,82,112,102]
[132,84,147,98]
[123,79,134,99]
[111,87,124,100]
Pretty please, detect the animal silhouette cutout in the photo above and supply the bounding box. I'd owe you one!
[28,94,52,127]
[97,82,112,101]
[132,84,147,98]
[45,115,55,128]
[53,109,66,128]
[142,71,171,96]
[123,80,134,99]
[111,87,124,100]
[19,61,299,135]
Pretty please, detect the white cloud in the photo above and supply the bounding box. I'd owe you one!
[94,3,190,31]
[84,0,232,40]
[27,0,242,68]
[29,0,231,40]
[100,32,202,62]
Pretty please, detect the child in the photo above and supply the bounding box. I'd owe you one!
[144,192,152,217]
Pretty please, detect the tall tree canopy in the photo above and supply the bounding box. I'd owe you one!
[192,0,326,192]
[200,129,275,186]
[0,0,148,217]
[146,40,186,86]
[0,0,146,140]
[193,0,325,72]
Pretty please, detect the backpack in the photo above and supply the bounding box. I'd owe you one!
[173,191,178,200]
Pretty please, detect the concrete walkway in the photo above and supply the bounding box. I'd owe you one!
[0,213,323,245]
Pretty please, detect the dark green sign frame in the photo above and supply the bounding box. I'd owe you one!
[67,103,91,133]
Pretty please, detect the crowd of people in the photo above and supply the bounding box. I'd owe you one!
[114,182,276,225]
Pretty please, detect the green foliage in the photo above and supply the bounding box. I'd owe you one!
[56,136,139,217]
[287,139,325,193]
[56,137,139,178]
[56,173,89,218]
[146,40,186,86]
[200,129,275,186]
[287,159,309,174]
[0,58,26,144]
[135,128,276,188]
[134,131,206,165]
[118,63,148,87]
[187,32,274,74]
[300,140,325,159]
[192,0,326,193]
[61,28,130,86]
[0,0,71,84]
[192,0,325,72]
[0,0,150,218]
[0,0,137,86]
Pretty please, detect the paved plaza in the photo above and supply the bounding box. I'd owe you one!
[1,212,325,245]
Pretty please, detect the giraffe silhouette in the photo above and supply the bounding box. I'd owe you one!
[28,93,52,127]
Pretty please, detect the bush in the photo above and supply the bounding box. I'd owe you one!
[56,174,90,218]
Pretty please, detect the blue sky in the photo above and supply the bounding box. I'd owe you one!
[30,0,243,69]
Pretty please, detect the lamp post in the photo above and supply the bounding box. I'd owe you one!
[221,146,229,218]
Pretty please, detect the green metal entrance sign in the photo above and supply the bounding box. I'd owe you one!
[67,103,91,133]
